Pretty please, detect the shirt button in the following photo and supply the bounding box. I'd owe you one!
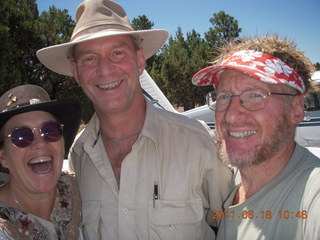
[123,208,129,214]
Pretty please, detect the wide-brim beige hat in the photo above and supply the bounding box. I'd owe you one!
[36,0,168,76]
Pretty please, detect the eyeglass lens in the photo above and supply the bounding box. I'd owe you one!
[207,89,268,112]
[9,122,63,148]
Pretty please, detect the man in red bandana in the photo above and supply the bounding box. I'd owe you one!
[192,35,320,239]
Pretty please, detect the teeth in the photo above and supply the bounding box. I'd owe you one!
[98,80,122,89]
[229,130,256,138]
[29,157,52,164]
[28,157,53,174]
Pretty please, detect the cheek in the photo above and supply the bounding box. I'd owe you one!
[74,62,94,79]
[255,109,281,138]
[56,140,65,159]
[3,149,24,172]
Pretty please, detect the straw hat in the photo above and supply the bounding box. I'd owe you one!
[0,85,82,153]
[36,0,169,76]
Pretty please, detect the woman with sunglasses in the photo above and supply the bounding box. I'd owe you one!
[0,85,82,239]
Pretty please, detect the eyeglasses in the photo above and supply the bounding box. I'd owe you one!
[7,122,64,148]
[206,89,298,112]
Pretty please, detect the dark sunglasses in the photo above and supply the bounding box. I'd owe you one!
[7,122,64,148]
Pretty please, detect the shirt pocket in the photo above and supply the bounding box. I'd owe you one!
[81,200,101,239]
[148,198,204,240]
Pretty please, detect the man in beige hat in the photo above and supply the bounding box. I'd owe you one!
[37,0,232,239]
[192,35,320,239]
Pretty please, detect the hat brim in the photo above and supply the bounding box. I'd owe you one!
[37,29,168,76]
[0,99,82,155]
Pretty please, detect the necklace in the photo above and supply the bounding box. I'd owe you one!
[9,185,22,210]
[102,130,140,142]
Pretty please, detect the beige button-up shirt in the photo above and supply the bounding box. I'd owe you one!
[69,100,232,240]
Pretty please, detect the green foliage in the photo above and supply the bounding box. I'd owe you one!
[131,15,158,73]
[37,6,94,123]
[131,15,154,30]
[150,11,242,110]
[0,1,93,122]
[314,62,320,71]
[150,28,212,110]
[208,11,241,42]
[0,0,42,91]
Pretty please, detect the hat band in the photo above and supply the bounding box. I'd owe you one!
[2,98,42,113]
[71,24,134,42]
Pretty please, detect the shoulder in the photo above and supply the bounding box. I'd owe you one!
[294,144,320,168]
[304,167,320,193]
[296,148,320,209]
[292,146,320,192]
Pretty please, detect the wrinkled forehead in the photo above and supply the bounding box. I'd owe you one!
[216,70,268,90]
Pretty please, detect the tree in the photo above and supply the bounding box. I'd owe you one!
[205,10,242,53]
[0,3,244,117]
[209,11,241,41]
[152,11,242,110]
[132,15,154,30]
[0,2,93,122]
[131,15,159,73]
[37,6,75,93]
[154,28,212,110]
[37,6,93,122]
[0,0,42,93]
[314,62,320,71]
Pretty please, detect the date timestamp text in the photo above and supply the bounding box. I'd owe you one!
[212,210,308,220]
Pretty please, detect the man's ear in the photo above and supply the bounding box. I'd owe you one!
[289,94,305,125]
[137,48,146,76]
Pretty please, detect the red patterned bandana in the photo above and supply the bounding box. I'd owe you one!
[192,50,305,93]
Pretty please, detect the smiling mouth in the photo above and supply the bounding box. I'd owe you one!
[97,79,122,90]
[28,157,53,174]
[229,130,257,138]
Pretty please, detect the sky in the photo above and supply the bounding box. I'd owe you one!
[36,0,320,64]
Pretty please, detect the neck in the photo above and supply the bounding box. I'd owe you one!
[97,98,146,140]
[96,96,146,187]
[234,142,295,204]
[102,130,140,142]
[8,183,55,220]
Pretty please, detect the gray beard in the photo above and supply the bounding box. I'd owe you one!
[215,114,295,169]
